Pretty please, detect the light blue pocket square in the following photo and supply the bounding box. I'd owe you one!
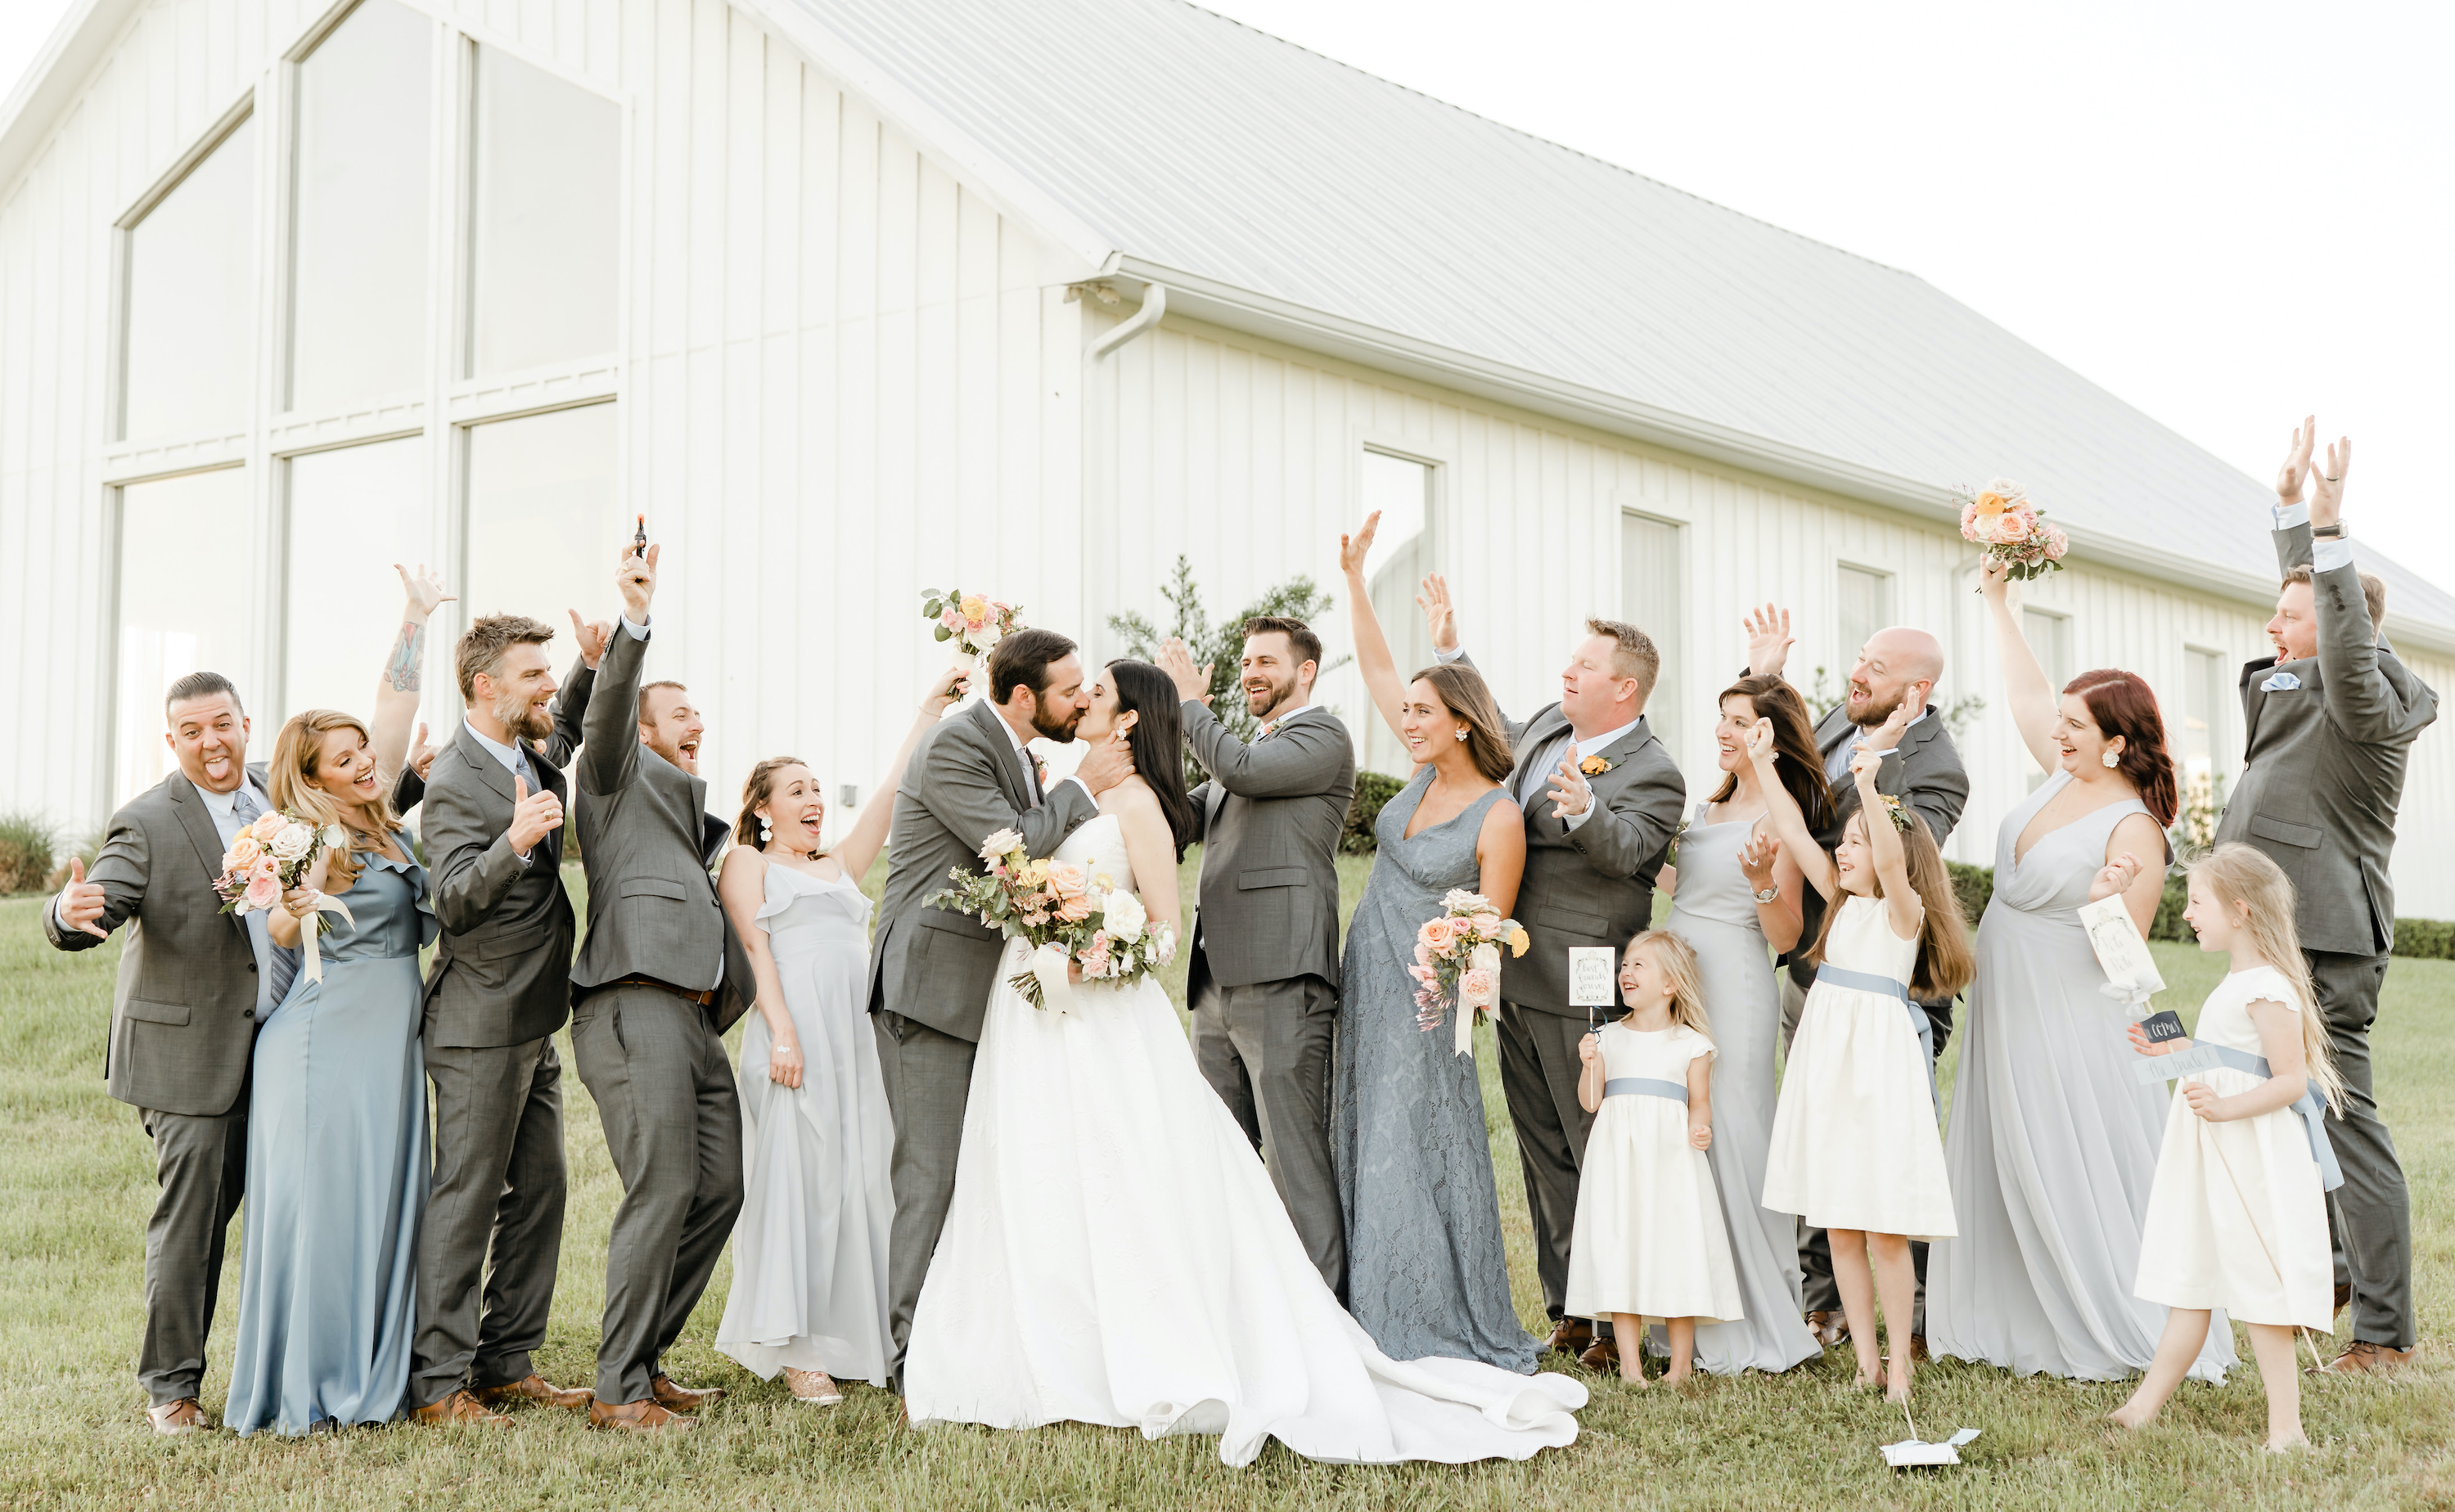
[2260,671,2303,692]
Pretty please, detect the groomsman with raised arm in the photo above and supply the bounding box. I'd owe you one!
[1423,581,1685,1373]
[1159,619,1357,1296]
[566,543,759,1433]
[2223,419,2437,1374]
[44,674,300,1435]
[1740,605,1969,1351]
[399,613,606,1425]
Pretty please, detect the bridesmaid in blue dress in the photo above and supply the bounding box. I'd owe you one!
[227,568,450,1434]
[1331,522,1538,1371]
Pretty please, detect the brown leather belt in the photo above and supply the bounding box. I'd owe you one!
[597,974,718,1007]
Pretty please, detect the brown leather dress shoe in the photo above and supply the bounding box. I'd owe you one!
[409,1388,513,1426]
[1908,1334,1930,1363]
[475,1375,592,1411]
[2313,1340,2416,1375]
[648,1373,725,1412]
[589,1397,698,1433]
[2335,1280,2353,1315]
[1579,1334,1619,1372]
[147,1398,210,1436]
[1805,1310,1849,1348]
[1544,1317,1595,1357]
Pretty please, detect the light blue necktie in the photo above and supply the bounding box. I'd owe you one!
[229,786,300,1010]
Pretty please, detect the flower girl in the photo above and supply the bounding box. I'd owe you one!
[2112,844,2344,1451]
[1755,708,1973,1401]
[1565,930,1742,1386]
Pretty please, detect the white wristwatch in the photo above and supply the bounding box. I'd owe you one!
[1752,884,1781,904]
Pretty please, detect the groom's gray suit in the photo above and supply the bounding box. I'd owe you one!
[2217,516,2437,1352]
[869,699,1098,1390]
[567,623,756,1405]
[1182,699,1354,1294]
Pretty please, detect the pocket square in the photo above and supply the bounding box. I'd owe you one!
[2260,672,2302,692]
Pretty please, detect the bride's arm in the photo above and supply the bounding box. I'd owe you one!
[1110,786,1183,934]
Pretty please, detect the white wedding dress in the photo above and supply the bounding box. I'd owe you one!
[903,815,1587,1466]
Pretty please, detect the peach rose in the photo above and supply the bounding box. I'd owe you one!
[241,865,281,911]
[250,811,288,843]
[224,835,261,871]
[1419,916,1457,952]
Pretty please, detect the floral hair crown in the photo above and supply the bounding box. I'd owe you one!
[1876,793,1915,834]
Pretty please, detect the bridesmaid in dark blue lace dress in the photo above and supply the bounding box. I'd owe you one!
[1331,517,1538,1371]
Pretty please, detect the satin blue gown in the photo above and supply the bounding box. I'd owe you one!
[226,852,434,1434]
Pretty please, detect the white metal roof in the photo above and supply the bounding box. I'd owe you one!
[758,0,2455,635]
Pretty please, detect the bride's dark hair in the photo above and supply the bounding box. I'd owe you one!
[1103,659,1198,858]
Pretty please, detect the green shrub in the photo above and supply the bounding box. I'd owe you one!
[1947,861,1993,925]
[2397,917,2455,961]
[0,812,57,895]
[2148,871,2191,942]
[1343,771,1407,855]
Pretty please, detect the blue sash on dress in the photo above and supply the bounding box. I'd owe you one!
[1601,1077,1688,1104]
[2194,1042,2346,1193]
[1811,964,1927,1032]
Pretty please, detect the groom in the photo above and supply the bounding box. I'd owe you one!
[869,628,1134,1393]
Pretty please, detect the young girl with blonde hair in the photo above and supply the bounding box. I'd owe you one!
[1755,702,1974,1402]
[1565,929,1743,1386]
[2115,843,2345,1451]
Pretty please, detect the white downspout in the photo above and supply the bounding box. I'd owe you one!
[1083,284,1167,659]
[1089,282,1166,358]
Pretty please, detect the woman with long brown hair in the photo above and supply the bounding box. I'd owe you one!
[1923,557,2235,1384]
[224,566,452,1435]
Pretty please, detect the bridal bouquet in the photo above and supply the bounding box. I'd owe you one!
[1957,479,2069,581]
[921,587,1024,664]
[930,828,1178,1010]
[212,809,355,982]
[1410,889,1531,1057]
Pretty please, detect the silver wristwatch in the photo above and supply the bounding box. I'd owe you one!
[1752,884,1781,904]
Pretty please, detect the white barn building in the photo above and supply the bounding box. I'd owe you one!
[4,0,2451,913]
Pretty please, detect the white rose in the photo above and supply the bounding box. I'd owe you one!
[270,823,315,862]
[979,828,1024,862]
[1103,888,1147,943]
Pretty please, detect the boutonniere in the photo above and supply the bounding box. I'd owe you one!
[1579,754,1617,777]
[1665,817,1689,866]
[1876,793,1915,834]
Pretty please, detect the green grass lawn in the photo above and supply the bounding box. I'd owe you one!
[3,853,2453,1508]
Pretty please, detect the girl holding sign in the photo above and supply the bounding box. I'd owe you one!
[2115,844,2345,1451]
[1755,707,1974,1402]
[1565,930,1741,1385]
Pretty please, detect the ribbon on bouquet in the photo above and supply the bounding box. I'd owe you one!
[1029,941,1079,1015]
[295,895,357,984]
[1453,943,1502,1058]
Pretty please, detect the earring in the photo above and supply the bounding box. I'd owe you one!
[759,817,773,841]
[2101,749,2120,769]
[1454,728,1469,742]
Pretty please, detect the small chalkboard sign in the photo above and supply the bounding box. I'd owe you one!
[2137,1009,2187,1044]
[1570,947,1617,1032]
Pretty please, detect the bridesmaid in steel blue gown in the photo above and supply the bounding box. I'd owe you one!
[226,568,449,1434]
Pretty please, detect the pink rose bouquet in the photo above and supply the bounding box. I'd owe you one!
[1957,478,2069,582]
[1412,889,1533,1056]
[211,808,354,981]
[930,831,1178,1010]
[920,586,1024,664]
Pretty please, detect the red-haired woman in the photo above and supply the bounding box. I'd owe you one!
[1925,559,2233,1383]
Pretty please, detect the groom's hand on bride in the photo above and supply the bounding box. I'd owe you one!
[617,542,660,621]
[1156,638,1212,704]
[1074,731,1136,795]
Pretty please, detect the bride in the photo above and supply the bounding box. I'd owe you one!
[903,659,1586,1466]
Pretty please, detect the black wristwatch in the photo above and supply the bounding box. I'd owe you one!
[2312,521,2348,541]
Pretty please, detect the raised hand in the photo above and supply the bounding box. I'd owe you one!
[406,722,439,781]
[1544,741,1593,819]
[2274,415,2316,506]
[1742,603,1793,677]
[1337,511,1382,577]
[1073,730,1137,796]
[56,857,107,938]
[618,542,660,622]
[1417,573,1458,655]
[921,662,971,715]
[1742,714,1778,768]
[2309,431,2351,529]
[2089,850,2145,903]
[1849,708,1911,786]
[1977,554,2012,604]
[505,772,565,857]
[1737,826,1780,886]
[1155,637,1212,703]
[567,610,612,671]
[394,563,454,619]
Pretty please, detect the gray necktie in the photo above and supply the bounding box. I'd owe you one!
[230,786,300,1007]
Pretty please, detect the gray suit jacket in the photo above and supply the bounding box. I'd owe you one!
[2215,524,2438,956]
[1461,653,1687,1016]
[418,663,596,1047]
[570,626,755,1031]
[1785,696,1970,985]
[43,764,281,1117]
[867,700,1099,1042]
[1182,701,1355,997]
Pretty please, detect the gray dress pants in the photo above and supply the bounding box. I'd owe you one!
[1191,974,1345,1296]
[1493,1001,1598,1330]
[136,1103,250,1407]
[569,986,743,1403]
[2311,949,2412,1349]
[872,1008,978,1393]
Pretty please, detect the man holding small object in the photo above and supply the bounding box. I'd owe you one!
[2217,418,2437,1373]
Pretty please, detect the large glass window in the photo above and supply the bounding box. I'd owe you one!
[283,438,430,719]
[466,47,620,376]
[1836,564,1891,669]
[115,469,255,802]
[1623,512,1682,761]
[122,116,257,440]
[462,404,620,654]
[1359,450,1433,776]
[288,0,431,412]
[2179,645,2229,844]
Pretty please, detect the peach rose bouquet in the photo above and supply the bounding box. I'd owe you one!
[930,829,1177,1010]
[920,586,1024,665]
[212,808,354,980]
[1957,478,2069,582]
[1411,889,1531,1056]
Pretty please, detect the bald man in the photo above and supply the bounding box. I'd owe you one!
[1745,609,1970,1349]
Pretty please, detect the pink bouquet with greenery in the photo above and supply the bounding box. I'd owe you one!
[930,829,1178,1010]
[1410,889,1530,1055]
[1957,478,2069,581]
[921,587,1023,664]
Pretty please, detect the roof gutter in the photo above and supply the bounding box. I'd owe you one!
[1117,255,2455,657]
[1088,281,1167,359]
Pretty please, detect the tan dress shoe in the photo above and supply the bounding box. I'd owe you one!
[147,1398,210,1436]
[1805,1310,1849,1348]
[410,1388,513,1426]
[475,1375,592,1411]
[649,1373,724,1412]
[1544,1318,1595,1357]
[2313,1340,2416,1375]
[1579,1334,1619,1372]
[784,1368,844,1405]
[589,1397,698,1433]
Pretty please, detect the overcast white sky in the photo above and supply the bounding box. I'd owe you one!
[8,0,2449,592]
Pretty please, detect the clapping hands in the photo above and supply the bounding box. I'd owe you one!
[2276,415,2353,529]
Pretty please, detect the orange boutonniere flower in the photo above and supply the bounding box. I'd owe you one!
[1579,754,1614,777]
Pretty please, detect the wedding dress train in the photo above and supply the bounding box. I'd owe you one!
[903,815,1585,1466]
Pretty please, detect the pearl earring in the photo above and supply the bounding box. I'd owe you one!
[2101,749,2120,769]
[759,817,773,841]
[1454,728,1469,742]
